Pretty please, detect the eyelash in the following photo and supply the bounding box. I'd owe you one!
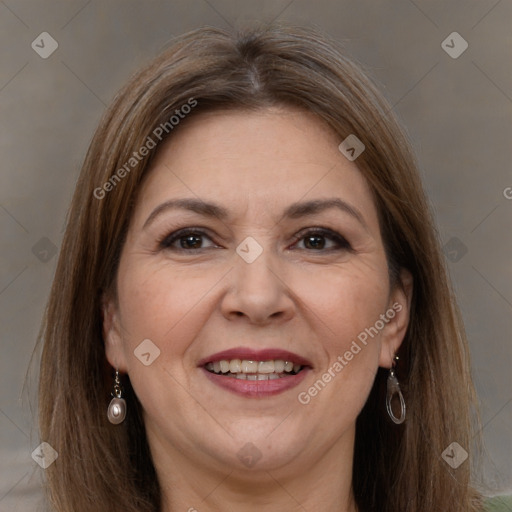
[157,226,352,253]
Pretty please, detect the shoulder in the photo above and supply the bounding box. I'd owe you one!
[483,495,512,511]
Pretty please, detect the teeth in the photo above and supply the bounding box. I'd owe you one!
[219,360,230,373]
[274,360,285,373]
[212,371,289,380]
[258,361,274,373]
[234,373,281,381]
[204,358,305,377]
[241,360,258,373]
[229,359,241,373]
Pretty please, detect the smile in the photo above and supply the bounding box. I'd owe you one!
[205,359,304,380]
[198,347,313,398]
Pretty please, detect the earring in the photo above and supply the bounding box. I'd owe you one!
[386,355,406,424]
[107,370,126,424]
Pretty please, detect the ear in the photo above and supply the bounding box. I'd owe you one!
[101,291,128,373]
[378,268,414,369]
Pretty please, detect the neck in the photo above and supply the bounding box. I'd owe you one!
[152,426,359,512]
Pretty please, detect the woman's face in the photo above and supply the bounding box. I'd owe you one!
[103,107,411,479]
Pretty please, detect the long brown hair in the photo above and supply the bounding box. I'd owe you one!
[37,23,484,511]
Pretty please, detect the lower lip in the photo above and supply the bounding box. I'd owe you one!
[200,367,311,398]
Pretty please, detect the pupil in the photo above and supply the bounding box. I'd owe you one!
[182,235,201,249]
[306,235,324,249]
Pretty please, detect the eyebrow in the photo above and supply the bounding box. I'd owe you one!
[143,197,368,230]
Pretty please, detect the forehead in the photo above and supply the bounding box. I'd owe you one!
[134,107,379,228]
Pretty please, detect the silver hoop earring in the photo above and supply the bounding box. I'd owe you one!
[107,370,126,425]
[386,356,406,424]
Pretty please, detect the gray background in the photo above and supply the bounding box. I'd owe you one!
[0,0,511,510]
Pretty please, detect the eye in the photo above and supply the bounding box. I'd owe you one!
[292,228,352,252]
[158,228,218,251]
[157,226,352,253]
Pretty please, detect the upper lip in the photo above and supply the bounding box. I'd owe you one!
[197,347,313,368]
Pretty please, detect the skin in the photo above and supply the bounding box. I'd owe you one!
[102,107,413,512]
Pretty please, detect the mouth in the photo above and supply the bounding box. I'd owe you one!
[198,348,312,398]
[204,358,305,380]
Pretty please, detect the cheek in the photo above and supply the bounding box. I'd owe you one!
[115,258,219,358]
[115,255,243,383]
[294,272,388,427]
[301,259,390,349]
[297,259,389,402]
[114,261,219,418]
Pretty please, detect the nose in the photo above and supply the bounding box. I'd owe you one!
[220,249,295,326]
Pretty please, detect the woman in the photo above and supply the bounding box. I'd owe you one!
[37,23,489,511]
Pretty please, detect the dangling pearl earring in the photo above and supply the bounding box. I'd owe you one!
[107,370,126,424]
[386,355,406,424]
